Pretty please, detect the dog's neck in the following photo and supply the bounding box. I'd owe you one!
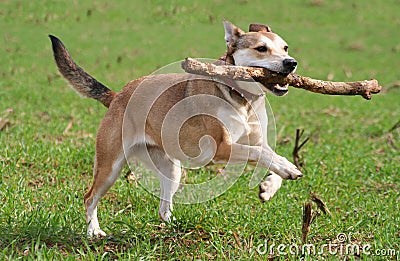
[217,50,235,65]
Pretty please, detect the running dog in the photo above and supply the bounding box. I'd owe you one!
[49,21,302,237]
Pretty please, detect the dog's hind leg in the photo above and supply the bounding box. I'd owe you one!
[157,155,181,223]
[132,145,182,223]
[84,150,125,237]
[84,113,127,237]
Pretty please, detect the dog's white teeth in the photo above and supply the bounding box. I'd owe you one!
[276,84,288,91]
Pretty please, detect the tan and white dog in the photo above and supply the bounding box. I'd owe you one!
[50,21,302,237]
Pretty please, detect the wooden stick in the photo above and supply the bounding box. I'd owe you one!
[310,192,332,216]
[181,58,382,100]
[302,202,313,243]
[0,118,10,132]
[388,119,400,133]
[292,129,309,170]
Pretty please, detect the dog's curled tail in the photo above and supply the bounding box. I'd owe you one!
[49,35,116,108]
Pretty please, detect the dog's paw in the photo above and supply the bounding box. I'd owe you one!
[259,173,282,202]
[283,164,303,180]
[159,209,173,223]
[272,156,303,180]
[87,227,107,238]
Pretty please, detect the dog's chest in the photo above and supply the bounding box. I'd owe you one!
[217,89,267,145]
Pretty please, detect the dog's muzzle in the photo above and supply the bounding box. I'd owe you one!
[251,58,298,96]
[282,58,297,73]
[262,58,297,96]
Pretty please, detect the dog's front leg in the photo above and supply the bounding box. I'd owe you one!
[215,143,303,180]
[259,172,283,202]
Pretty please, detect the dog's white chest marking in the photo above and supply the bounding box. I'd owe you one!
[216,107,249,143]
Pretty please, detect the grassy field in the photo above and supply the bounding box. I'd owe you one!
[1,0,399,260]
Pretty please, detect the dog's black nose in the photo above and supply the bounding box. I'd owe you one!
[283,58,297,71]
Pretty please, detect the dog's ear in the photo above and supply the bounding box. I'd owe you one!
[223,20,245,47]
[249,23,273,33]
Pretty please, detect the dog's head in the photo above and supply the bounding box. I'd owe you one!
[223,21,297,96]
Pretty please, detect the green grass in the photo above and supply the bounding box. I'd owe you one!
[1,0,399,260]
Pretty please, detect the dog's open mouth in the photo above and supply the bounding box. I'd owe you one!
[249,67,290,96]
[263,83,289,96]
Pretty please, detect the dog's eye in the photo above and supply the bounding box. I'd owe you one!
[255,46,268,52]
[284,46,288,52]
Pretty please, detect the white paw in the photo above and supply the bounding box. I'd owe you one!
[272,156,303,180]
[259,173,282,202]
[159,210,173,223]
[87,227,107,238]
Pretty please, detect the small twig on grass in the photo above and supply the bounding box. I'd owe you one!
[181,58,382,100]
[63,120,73,135]
[232,232,241,249]
[124,169,139,187]
[302,193,331,243]
[382,81,400,93]
[388,119,400,133]
[386,133,397,149]
[292,129,309,170]
[310,192,332,216]
[243,233,253,253]
[302,202,313,243]
[0,118,10,131]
